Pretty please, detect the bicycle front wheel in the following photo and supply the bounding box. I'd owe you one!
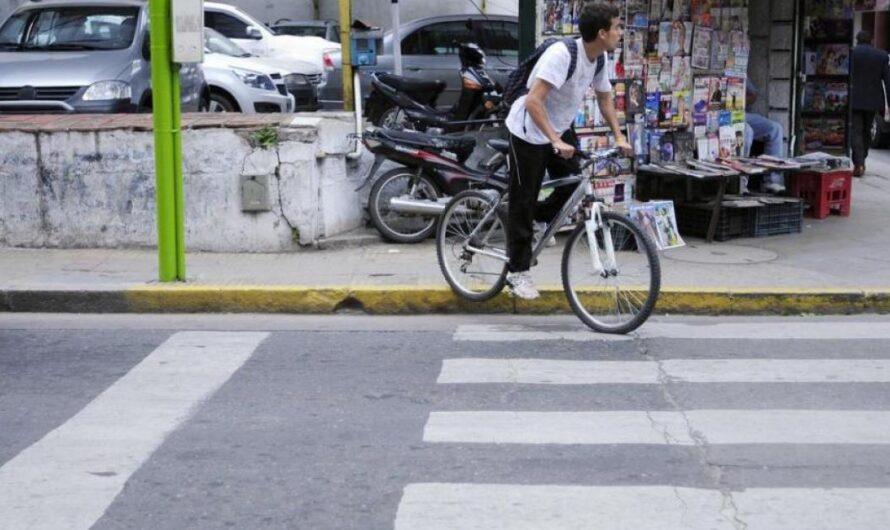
[437,190,508,301]
[561,211,661,334]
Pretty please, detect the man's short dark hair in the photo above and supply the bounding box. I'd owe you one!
[857,30,873,44]
[579,3,620,43]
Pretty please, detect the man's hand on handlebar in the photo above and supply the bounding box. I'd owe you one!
[614,135,633,156]
[552,139,576,160]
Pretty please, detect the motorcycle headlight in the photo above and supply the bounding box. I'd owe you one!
[232,68,276,91]
[82,80,131,101]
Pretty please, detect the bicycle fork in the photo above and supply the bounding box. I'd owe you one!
[583,202,617,277]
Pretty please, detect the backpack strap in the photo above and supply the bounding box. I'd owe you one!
[563,38,578,83]
[563,39,607,82]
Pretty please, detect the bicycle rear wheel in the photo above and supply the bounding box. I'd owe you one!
[437,190,508,301]
[561,211,661,334]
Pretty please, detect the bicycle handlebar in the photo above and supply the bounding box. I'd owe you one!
[576,147,622,169]
[577,147,621,160]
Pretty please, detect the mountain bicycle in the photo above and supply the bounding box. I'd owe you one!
[435,147,661,334]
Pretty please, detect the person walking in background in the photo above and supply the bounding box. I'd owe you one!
[851,30,890,177]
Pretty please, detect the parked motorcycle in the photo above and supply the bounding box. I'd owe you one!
[358,126,509,243]
[365,42,504,132]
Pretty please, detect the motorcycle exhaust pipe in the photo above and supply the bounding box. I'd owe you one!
[388,196,450,216]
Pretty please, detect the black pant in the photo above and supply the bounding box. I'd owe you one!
[506,130,579,273]
[852,110,875,167]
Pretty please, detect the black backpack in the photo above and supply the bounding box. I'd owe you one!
[503,38,605,106]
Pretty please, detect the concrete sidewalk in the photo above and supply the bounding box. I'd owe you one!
[3,155,890,315]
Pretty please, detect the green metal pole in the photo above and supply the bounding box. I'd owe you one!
[518,0,536,60]
[149,0,178,282]
[171,66,186,280]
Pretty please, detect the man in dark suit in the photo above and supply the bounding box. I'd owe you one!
[851,30,890,177]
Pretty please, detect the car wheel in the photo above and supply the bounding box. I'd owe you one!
[871,114,890,149]
[208,92,238,113]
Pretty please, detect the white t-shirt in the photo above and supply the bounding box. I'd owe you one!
[505,38,612,145]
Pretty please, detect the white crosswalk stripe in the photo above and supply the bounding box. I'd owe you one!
[395,484,890,530]
[0,331,268,530]
[454,322,890,341]
[438,358,890,384]
[397,322,890,529]
[423,410,890,445]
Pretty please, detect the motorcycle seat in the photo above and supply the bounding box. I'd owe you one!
[487,138,509,154]
[378,128,477,162]
[376,72,446,96]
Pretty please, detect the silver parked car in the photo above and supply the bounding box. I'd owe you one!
[320,14,518,110]
[0,0,208,113]
[203,28,295,113]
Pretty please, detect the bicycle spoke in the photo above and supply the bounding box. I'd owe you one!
[437,192,508,301]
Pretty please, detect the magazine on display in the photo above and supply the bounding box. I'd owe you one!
[629,201,685,250]
[726,78,745,112]
[627,80,645,116]
[691,25,712,69]
[815,44,851,75]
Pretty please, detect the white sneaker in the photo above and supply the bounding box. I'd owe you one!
[533,221,557,247]
[761,182,785,194]
[506,271,540,300]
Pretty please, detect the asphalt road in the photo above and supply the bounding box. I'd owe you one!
[2,314,890,529]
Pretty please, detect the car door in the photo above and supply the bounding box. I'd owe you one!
[399,20,474,107]
[204,9,268,56]
[477,20,519,88]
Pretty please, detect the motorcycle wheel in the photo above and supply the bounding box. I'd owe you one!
[368,168,441,243]
[378,106,413,130]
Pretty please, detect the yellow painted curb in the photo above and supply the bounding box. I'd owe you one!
[121,284,890,315]
[729,290,865,315]
[126,285,348,313]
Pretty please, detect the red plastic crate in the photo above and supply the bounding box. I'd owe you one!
[788,170,852,219]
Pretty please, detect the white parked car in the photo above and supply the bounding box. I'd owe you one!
[204,1,339,95]
[202,28,293,113]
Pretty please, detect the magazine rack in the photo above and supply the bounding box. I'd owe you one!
[796,0,853,156]
[536,0,753,208]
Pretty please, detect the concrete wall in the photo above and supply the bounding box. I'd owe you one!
[0,114,365,252]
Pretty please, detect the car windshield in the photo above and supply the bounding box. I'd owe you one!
[0,6,139,51]
[274,25,326,38]
[204,26,249,57]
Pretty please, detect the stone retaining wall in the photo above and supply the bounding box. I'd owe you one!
[0,113,364,252]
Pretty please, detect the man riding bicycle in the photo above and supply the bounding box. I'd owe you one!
[504,3,632,300]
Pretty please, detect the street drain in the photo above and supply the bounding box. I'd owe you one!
[334,296,366,314]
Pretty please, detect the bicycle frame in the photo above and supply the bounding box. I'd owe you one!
[461,149,624,272]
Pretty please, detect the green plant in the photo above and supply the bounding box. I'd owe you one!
[253,126,279,150]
